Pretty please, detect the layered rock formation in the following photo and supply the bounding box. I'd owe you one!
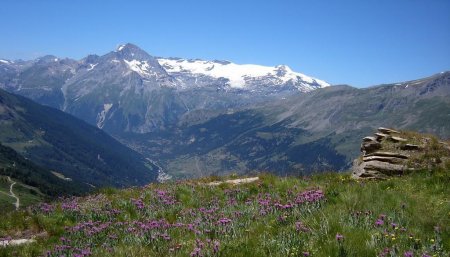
[352,127,450,179]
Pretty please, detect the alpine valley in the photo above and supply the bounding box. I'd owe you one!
[1,43,449,180]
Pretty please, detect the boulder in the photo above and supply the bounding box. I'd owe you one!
[362,136,377,142]
[390,136,407,143]
[365,151,409,159]
[363,161,407,175]
[374,133,391,141]
[361,141,381,154]
[351,160,387,179]
[351,128,449,179]
[377,127,400,134]
[352,159,408,179]
[362,156,404,164]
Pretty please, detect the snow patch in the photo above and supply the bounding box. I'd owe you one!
[117,45,125,51]
[87,63,98,71]
[96,103,113,129]
[51,171,72,181]
[0,59,9,64]
[124,59,151,77]
[157,58,329,89]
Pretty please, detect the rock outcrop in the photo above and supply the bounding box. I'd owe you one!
[352,128,450,179]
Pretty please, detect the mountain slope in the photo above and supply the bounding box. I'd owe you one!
[0,143,83,198]
[122,71,450,178]
[0,43,329,133]
[0,88,158,188]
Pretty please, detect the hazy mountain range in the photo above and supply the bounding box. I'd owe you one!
[1,43,449,180]
[0,44,327,134]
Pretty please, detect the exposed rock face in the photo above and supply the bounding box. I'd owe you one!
[377,127,400,134]
[361,141,381,154]
[352,127,450,179]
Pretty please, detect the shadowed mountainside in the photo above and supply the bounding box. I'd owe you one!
[0,88,158,188]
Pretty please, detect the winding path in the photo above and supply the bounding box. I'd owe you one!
[7,177,19,210]
[0,178,39,248]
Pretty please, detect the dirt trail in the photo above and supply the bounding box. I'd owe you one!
[7,177,20,210]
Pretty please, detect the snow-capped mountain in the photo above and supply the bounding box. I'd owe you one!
[0,43,330,133]
[2,44,448,178]
[157,58,329,91]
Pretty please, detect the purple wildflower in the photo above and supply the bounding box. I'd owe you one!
[403,251,413,257]
[190,247,201,257]
[213,240,220,254]
[218,217,232,225]
[295,221,310,232]
[375,219,384,226]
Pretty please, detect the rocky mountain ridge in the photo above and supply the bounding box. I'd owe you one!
[0,43,328,133]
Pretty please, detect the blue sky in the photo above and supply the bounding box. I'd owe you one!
[1,0,449,87]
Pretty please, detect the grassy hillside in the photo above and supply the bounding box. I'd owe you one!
[0,169,448,256]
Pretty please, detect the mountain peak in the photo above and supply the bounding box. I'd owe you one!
[116,43,142,52]
[115,43,150,57]
[37,55,60,63]
[113,43,159,64]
